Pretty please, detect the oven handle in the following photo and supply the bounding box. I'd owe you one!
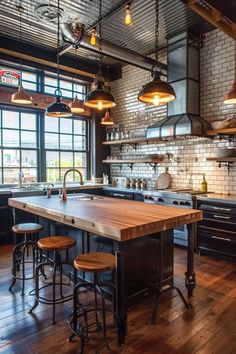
[213,214,231,220]
[212,235,231,242]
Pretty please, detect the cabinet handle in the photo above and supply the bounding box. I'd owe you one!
[213,214,231,220]
[212,235,231,242]
[213,206,231,212]
[113,193,125,197]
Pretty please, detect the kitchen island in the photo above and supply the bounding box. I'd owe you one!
[9,195,202,345]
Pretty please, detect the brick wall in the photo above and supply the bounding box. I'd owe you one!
[108,29,236,194]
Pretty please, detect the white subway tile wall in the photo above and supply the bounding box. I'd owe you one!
[108,29,236,194]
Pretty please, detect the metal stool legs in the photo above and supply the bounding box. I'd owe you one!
[9,233,38,295]
[29,250,77,324]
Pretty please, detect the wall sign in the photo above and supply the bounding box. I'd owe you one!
[0,67,21,86]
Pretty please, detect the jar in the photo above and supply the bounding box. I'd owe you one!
[110,129,115,141]
[136,178,142,190]
[131,178,136,189]
[141,179,148,190]
[124,131,130,139]
[125,178,131,189]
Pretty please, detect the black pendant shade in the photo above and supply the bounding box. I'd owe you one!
[138,74,176,106]
[46,89,72,117]
[84,81,116,110]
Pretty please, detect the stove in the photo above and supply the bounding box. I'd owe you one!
[143,189,205,247]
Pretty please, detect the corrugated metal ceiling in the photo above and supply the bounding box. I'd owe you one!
[0,0,214,65]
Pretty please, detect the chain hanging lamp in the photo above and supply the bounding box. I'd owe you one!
[46,0,72,117]
[224,41,236,104]
[69,49,85,114]
[84,0,116,111]
[11,4,32,105]
[138,0,176,106]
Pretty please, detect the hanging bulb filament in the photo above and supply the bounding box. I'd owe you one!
[97,100,104,110]
[125,4,132,25]
[153,94,160,106]
[90,28,97,45]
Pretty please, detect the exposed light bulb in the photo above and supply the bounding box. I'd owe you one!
[90,28,96,46]
[125,4,132,25]
[153,94,160,106]
[97,100,104,110]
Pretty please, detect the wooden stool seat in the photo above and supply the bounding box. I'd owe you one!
[12,223,43,234]
[38,236,76,251]
[74,252,116,273]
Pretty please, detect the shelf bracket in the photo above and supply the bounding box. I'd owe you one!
[127,163,134,169]
[129,143,137,150]
[149,162,158,170]
[218,161,233,171]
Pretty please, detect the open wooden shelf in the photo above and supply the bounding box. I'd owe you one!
[206,157,236,162]
[102,158,163,164]
[207,128,236,136]
[102,137,160,146]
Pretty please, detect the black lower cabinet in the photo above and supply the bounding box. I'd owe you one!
[0,194,13,244]
[197,200,236,262]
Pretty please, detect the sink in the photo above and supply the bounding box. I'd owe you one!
[67,193,102,201]
[10,186,43,191]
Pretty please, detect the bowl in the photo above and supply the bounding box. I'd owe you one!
[215,148,236,158]
[211,120,230,130]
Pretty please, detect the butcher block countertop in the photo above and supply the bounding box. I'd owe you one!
[9,195,202,241]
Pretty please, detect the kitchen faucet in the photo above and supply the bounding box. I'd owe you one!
[61,168,84,201]
[18,171,24,188]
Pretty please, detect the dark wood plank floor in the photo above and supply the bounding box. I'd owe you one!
[1,244,236,354]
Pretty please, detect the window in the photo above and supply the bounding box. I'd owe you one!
[0,110,38,184]
[45,116,88,183]
[44,75,86,100]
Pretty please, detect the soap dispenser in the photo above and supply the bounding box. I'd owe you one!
[200,174,207,193]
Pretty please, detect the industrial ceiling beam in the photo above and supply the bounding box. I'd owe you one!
[182,0,236,40]
[59,0,135,57]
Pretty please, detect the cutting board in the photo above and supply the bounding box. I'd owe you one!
[157,168,171,189]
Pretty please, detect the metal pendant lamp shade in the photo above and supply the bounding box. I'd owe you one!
[45,0,72,118]
[84,0,116,111]
[46,89,72,117]
[101,110,114,125]
[84,81,116,110]
[11,85,32,105]
[224,82,236,104]
[138,74,176,105]
[69,95,85,114]
[138,0,176,107]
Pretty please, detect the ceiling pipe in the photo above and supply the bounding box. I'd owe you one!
[60,23,167,75]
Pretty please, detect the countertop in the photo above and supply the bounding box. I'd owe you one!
[196,193,236,205]
[0,183,104,195]
[9,195,202,242]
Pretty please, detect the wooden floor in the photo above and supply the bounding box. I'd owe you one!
[1,244,236,354]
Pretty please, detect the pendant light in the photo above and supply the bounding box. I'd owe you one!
[137,0,176,106]
[46,0,72,117]
[11,4,32,105]
[69,49,85,114]
[84,0,116,111]
[125,3,132,26]
[101,110,114,125]
[224,41,236,104]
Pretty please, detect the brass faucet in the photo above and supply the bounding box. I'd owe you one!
[61,168,84,201]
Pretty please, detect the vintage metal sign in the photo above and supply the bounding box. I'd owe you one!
[0,68,21,86]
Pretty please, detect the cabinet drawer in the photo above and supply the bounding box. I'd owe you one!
[198,228,236,256]
[199,202,236,214]
[202,211,236,223]
[108,191,133,200]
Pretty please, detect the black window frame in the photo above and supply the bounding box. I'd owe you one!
[0,105,91,185]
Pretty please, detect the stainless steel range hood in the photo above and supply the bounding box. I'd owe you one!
[146,32,210,140]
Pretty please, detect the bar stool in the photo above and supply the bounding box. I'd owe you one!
[28,236,77,324]
[68,252,116,354]
[9,223,43,295]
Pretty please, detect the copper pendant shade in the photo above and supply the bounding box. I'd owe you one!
[101,110,114,125]
[138,73,176,106]
[69,95,85,114]
[11,85,32,105]
[46,89,72,117]
[224,82,236,104]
